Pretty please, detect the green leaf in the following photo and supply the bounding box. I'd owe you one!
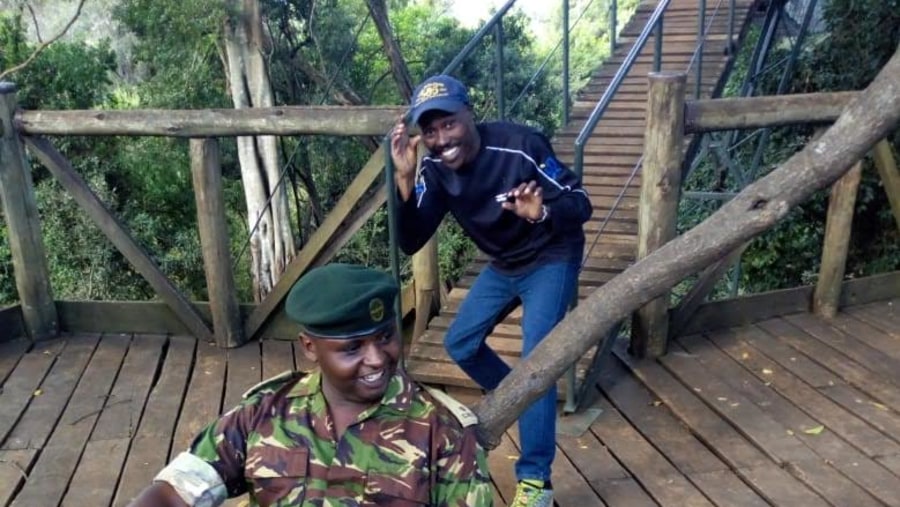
[803,425,825,435]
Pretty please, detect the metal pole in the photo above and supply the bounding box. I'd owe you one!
[495,22,505,120]
[383,137,404,360]
[442,0,517,74]
[563,0,570,124]
[728,0,736,56]
[696,0,706,98]
[609,0,617,54]
[654,15,663,72]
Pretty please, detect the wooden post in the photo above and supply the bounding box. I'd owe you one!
[0,82,58,340]
[813,160,862,318]
[412,237,439,339]
[191,138,245,347]
[872,139,900,232]
[411,142,439,338]
[24,136,215,344]
[632,72,686,358]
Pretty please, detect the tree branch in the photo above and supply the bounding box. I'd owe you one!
[366,0,414,101]
[472,45,900,449]
[0,0,87,81]
[26,3,42,43]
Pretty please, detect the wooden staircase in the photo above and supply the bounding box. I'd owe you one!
[406,0,760,392]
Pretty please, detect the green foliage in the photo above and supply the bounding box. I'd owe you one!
[681,0,900,295]
[741,0,900,291]
[0,223,13,304]
[0,7,222,304]
[539,0,641,93]
[112,0,229,108]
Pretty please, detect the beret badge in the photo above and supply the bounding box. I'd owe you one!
[369,298,385,323]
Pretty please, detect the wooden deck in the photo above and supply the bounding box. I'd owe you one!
[1,298,899,506]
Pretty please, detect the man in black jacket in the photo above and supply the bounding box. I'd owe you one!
[390,74,592,507]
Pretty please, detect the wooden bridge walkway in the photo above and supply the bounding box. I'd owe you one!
[1,297,899,506]
[405,0,761,390]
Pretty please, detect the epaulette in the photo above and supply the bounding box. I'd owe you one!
[422,385,479,428]
[242,370,304,399]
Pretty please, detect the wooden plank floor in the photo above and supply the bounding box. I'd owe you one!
[1,299,899,506]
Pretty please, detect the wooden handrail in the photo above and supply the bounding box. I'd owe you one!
[16,106,404,137]
[684,92,856,133]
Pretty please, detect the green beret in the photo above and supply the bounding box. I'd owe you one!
[285,263,398,339]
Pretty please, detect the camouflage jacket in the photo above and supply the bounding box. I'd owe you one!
[161,369,493,506]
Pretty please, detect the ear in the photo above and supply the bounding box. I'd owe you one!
[298,333,318,363]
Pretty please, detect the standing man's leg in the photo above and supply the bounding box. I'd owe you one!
[514,261,580,483]
[444,265,517,390]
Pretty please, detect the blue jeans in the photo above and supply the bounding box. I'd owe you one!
[444,261,580,482]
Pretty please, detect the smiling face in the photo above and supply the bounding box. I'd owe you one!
[418,108,480,170]
[300,326,400,408]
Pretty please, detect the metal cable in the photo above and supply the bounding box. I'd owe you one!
[507,0,599,116]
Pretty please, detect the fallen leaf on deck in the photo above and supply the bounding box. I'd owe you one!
[33,389,42,396]
[870,402,889,411]
[762,368,773,375]
[803,425,825,435]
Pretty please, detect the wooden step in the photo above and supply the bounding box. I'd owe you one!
[405,342,592,399]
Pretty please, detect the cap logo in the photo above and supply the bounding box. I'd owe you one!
[414,82,449,107]
[369,298,385,322]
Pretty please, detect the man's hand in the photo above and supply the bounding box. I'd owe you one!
[501,180,545,222]
[390,121,420,202]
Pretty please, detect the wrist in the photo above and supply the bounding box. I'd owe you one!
[528,204,549,224]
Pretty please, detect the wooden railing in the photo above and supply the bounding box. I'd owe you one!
[634,74,900,356]
[3,76,898,356]
[0,79,407,344]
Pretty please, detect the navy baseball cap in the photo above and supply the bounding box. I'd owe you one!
[408,75,470,126]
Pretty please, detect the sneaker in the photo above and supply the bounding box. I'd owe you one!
[511,480,553,507]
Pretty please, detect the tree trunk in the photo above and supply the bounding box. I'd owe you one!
[472,46,900,449]
[223,0,297,301]
[366,0,414,101]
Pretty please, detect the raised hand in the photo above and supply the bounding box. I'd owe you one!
[501,180,545,222]
[390,121,421,202]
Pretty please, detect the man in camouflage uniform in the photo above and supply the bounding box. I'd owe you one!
[128,263,493,507]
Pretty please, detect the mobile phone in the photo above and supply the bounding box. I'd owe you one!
[494,192,516,204]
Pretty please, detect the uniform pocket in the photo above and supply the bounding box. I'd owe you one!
[246,447,308,507]
[364,471,429,506]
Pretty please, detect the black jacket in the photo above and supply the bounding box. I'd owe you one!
[397,122,592,274]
